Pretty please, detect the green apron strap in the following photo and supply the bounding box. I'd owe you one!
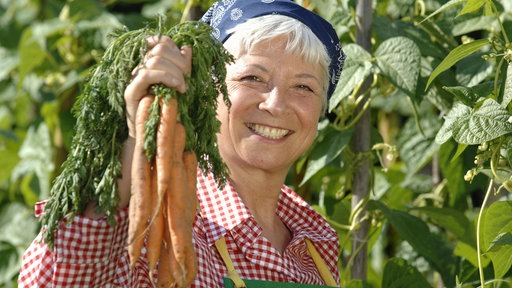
[215,237,247,288]
[305,238,337,287]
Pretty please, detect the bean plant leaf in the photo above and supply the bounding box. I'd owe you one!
[382,258,432,288]
[502,63,512,108]
[375,36,421,98]
[488,232,512,252]
[443,81,494,106]
[426,38,490,89]
[435,102,472,144]
[451,98,512,144]
[459,0,486,16]
[369,200,457,287]
[481,201,512,279]
[10,123,54,201]
[18,28,45,85]
[328,43,372,112]
[0,48,18,82]
[396,116,441,176]
[418,0,466,24]
[300,125,352,185]
[413,206,470,239]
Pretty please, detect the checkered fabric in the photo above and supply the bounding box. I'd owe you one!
[18,169,340,287]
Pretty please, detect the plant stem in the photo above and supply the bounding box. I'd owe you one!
[476,178,494,288]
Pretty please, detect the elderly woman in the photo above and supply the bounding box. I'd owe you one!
[18,1,345,287]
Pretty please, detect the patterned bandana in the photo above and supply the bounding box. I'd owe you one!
[200,0,345,99]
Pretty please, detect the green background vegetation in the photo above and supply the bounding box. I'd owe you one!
[1,0,511,287]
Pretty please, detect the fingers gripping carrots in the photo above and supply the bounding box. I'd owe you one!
[128,96,198,287]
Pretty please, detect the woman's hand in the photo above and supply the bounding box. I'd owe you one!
[125,35,192,139]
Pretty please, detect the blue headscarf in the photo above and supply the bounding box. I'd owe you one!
[200,0,345,99]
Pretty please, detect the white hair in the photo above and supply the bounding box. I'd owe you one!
[225,14,331,111]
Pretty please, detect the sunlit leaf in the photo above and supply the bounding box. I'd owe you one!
[0,203,38,246]
[18,28,45,84]
[426,39,490,89]
[451,98,512,144]
[375,37,421,97]
[454,241,490,267]
[488,232,512,251]
[11,123,55,200]
[0,48,19,82]
[481,201,512,278]
[418,0,466,24]
[502,63,512,108]
[458,0,486,16]
[435,102,472,144]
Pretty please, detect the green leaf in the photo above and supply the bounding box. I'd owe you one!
[458,0,486,16]
[426,39,490,89]
[0,203,38,246]
[369,200,458,286]
[300,126,352,185]
[455,52,494,87]
[435,102,472,144]
[487,232,512,252]
[382,258,432,288]
[502,63,512,108]
[0,242,21,284]
[328,43,372,112]
[438,141,469,207]
[418,0,466,24]
[0,48,19,82]
[396,116,441,176]
[443,81,494,106]
[375,37,421,97]
[413,206,470,238]
[11,123,55,201]
[481,201,512,278]
[18,28,46,85]
[451,98,512,144]
[454,241,490,267]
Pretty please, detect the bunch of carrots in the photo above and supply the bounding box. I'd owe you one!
[130,95,198,287]
[41,18,233,288]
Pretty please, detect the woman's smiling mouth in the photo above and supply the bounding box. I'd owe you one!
[246,123,291,139]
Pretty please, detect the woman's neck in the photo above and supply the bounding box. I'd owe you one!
[228,168,292,252]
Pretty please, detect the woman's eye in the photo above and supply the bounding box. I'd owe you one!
[297,84,314,92]
[241,75,260,82]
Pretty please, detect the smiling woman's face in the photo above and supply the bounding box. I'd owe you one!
[216,36,324,174]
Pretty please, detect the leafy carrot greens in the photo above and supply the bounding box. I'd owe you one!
[41,19,233,249]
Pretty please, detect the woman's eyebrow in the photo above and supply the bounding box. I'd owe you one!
[295,72,321,85]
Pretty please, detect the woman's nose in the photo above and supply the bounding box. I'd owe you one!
[258,86,288,115]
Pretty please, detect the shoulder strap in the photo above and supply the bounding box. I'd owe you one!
[215,236,337,287]
[304,238,338,286]
[215,237,247,288]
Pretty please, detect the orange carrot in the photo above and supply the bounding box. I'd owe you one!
[181,150,199,285]
[166,123,197,286]
[128,95,155,268]
[146,170,164,279]
[154,97,178,214]
[156,228,176,288]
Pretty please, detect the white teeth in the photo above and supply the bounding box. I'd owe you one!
[247,123,290,139]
